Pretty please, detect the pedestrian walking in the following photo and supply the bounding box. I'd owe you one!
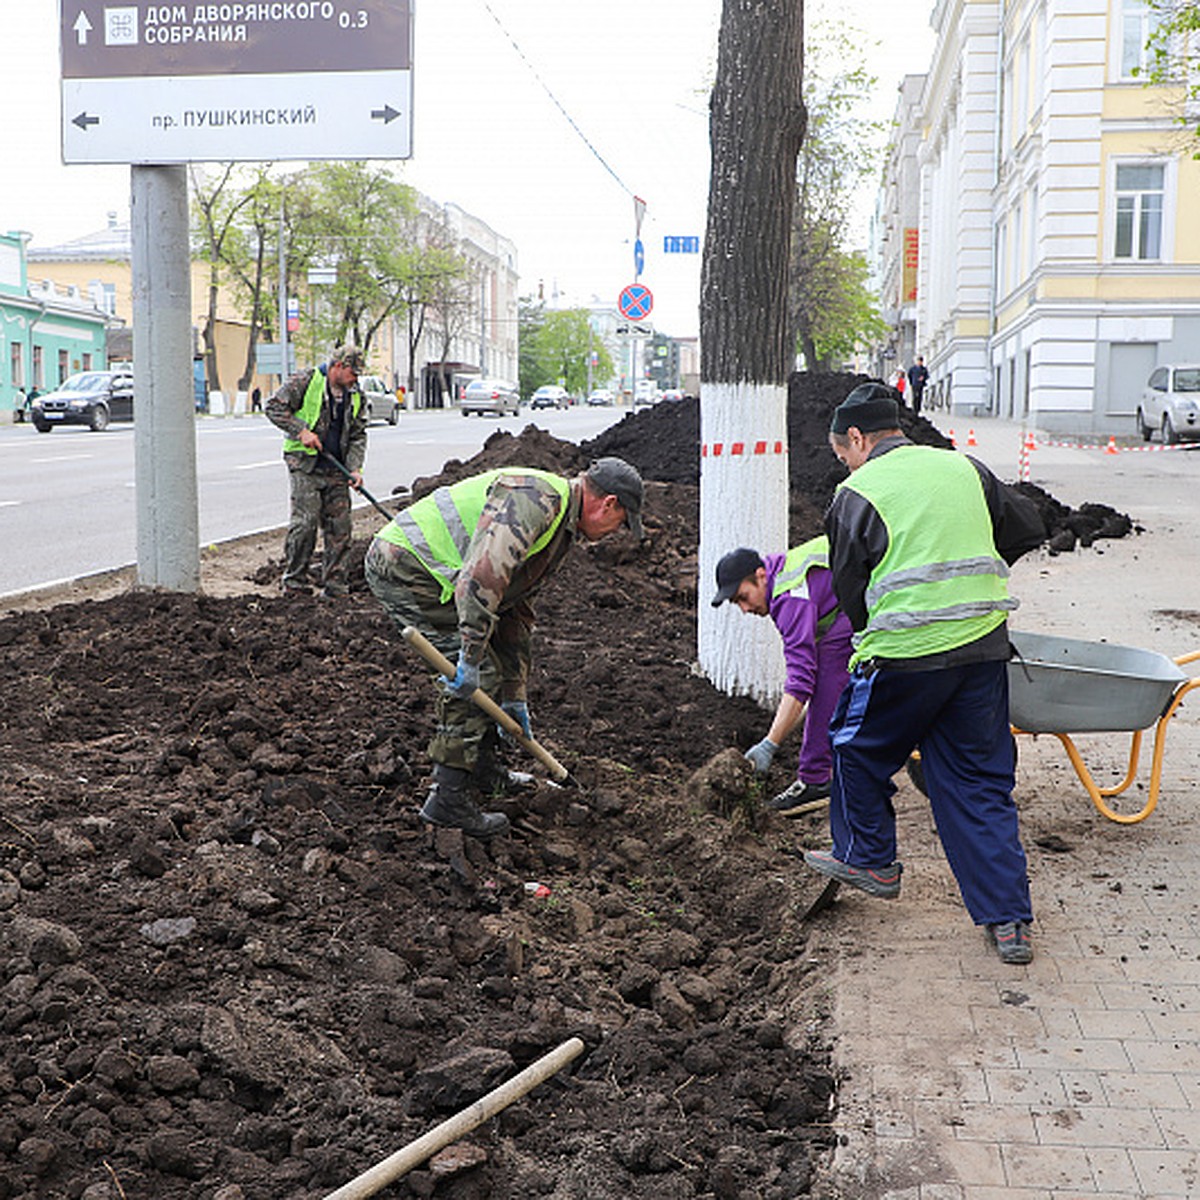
[365,459,644,839]
[265,345,368,597]
[907,356,929,415]
[710,540,852,815]
[805,381,1046,964]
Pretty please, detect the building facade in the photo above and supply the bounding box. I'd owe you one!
[877,0,1200,432]
[1,230,112,421]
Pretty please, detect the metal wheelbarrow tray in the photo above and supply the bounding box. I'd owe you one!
[1008,631,1200,823]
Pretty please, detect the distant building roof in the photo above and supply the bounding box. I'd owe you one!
[28,212,131,262]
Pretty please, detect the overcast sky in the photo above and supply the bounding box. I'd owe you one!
[7,0,935,338]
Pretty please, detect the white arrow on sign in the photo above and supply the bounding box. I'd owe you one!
[73,11,93,44]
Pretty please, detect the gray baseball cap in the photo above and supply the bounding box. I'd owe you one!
[586,457,644,538]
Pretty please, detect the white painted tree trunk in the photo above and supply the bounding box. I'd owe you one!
[697,381,789,705]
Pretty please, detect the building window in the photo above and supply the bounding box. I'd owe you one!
[32,345,43,389]
[58,349,70,385]
[1114,163,1164,259]
[10,343,23,389]
[82,352,93,371]
[1120,0,1154,78]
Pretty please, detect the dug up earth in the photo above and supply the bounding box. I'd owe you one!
[0,375,1134,1199]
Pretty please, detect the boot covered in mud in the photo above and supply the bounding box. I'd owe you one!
[420,764,510,839]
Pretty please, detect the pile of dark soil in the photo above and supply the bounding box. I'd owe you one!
[0,453,836,1200]
[583,372,1135,552]
[0,373,1134,1199]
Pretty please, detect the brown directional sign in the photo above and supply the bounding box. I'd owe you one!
[61,0,411,78]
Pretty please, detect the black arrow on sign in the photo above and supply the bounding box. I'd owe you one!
[72,112,100,130]
[371,105,400,124]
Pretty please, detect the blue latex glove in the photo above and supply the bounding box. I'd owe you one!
[439,651,481,698]
[500,700,532,740]
[744,737,779,775]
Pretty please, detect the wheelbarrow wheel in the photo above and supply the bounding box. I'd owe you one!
[904,738,1019,799]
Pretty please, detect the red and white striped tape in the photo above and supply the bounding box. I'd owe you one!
[1035,436,1194,453]
[701,441,787,457]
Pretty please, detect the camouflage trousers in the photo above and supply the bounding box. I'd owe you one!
[282,470,353,594]
[364,537,503,773]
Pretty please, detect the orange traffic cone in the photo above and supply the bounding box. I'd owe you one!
[1105,436,1119,456]
[967,428,977,447]
[947,428,956,447]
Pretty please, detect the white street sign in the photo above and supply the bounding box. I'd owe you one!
[60,0,412,165]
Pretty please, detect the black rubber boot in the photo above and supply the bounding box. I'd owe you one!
[420,764,510,839]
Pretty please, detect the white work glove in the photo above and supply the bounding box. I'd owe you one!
[744,737,779,774]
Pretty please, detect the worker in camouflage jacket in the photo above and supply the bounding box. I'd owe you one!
[366,458,644,838]
[266,344,369,596]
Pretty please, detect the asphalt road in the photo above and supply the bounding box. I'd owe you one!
[0,405,627,597]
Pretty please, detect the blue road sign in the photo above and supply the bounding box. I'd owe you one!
[618,283,654,322]
[663,235,700,253]
[634,238,645,276]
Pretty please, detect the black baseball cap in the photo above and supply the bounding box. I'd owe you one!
[711,547,765,607]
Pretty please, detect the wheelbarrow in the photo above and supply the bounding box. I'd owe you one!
[1007,631,1200,824]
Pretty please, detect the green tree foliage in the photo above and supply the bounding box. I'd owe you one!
[788,20,887,371]
[518,303,612,398]
[1143,2,1200,154]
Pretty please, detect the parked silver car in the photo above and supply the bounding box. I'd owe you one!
[358,374,401,425]
[461,378,520,417]
[1138,364,1200,444]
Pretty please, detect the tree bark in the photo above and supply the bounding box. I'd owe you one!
[698,0,806,703]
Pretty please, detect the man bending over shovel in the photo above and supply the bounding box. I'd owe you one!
[366,459,645,838]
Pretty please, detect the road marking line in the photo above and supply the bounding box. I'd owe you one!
[235,460,280,470]
[31,454,95,464]
[0,500,19,508]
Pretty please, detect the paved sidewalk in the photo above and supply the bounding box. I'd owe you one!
[810,414,1200,1199]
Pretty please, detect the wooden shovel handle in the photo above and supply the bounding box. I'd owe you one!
[401,626,570,782]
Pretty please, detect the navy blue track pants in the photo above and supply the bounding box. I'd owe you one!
[828,658,1033,927]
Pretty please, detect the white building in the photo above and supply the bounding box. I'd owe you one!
[878,0,1200,432]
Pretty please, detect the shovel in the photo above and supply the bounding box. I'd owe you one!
[318,451,397,523]
[401,626,577,788]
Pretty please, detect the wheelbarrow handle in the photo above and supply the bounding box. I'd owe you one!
[317,451,395,523]
[400,626,572,784]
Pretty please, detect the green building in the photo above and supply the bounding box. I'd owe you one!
[1,230,111,421]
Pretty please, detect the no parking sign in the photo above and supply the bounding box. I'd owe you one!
[618,283,654,322]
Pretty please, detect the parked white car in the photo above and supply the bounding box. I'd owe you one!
[358,375,401,425]
[1138,364,1200,444]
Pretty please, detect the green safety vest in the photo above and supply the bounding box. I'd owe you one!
[771,535,841,639]
[282,369,361,455]
[377,469,572,601]
[835,445,1016,665]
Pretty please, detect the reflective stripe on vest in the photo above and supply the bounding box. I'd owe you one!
[377,469,571,601]
[836,445,1015,662]
[771,535,841,639]
[282,369,362,455]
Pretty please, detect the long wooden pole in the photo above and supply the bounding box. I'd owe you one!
[401,626,572,783]
[322,1037,585,1200]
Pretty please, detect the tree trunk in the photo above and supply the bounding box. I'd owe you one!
[698,0,806,703]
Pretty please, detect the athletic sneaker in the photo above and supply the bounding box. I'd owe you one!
[764,779,831,817]
[803,849,902,899]
[988,921,1033,965]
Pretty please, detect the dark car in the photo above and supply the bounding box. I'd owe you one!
[31,370,134,432]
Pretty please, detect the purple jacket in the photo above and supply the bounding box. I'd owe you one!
[762,552,853,702]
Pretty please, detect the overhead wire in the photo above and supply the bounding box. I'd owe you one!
[477,0,637,201]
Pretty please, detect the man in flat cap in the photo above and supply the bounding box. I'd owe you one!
[710,542,852,815]
[266,344,368,597]
[366,458,644,838]
[805,381,1045,965]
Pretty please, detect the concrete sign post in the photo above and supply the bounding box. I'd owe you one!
[58,0,413,592]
